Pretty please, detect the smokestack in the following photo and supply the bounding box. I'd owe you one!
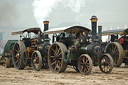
[98,26,102,42]
[43,21,49,31]
[90,16,98,41]
[43,21,49,39]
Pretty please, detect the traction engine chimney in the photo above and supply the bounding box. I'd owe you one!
[98,26,102,42]
[43,21,49,39]
[90,16,98,41]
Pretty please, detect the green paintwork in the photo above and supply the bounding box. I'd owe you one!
[0,40,18,64]
[123,50,128,58]
[71,49,86,60]
[2,40,18,57]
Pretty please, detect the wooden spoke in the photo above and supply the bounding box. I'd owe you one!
[58,53,62,56]
[57,48,61,55]
[51,60,56,66]
[84,67,87,72]
[54,65,57,70]
[16,59,19,64]
[111,45,114,52]
[50,56,55,58]
[86,59,89,63]
[56,61,61,68]
[78,54,93,75]
[113,45,117,52]
[52,49,56,54]
[82,57,85,63]
[48,43,68,73]
[16,44,20,51]
[57,60,61,65]
[109,48,112,53]
[55,45,58,55]
[81,65,84,70]
[106,42,123,67]
[80,60,84,65]
[16,59,20,67]
[86,64,89,69]
[15,49,19,53]
[99,54,113,73]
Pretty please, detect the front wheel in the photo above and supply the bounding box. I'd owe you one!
[99,54,113,73]
[31,51,42,71]
[78,54,93,75]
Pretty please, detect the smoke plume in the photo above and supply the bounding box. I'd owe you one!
[32,0,86,31]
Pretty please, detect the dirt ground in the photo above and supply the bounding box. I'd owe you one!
[0,64,128,85]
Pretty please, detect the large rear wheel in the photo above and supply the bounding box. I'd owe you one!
[12,41,26,69]
[48,42,68,73]
[105,42,123,67]
[78,54,93,75]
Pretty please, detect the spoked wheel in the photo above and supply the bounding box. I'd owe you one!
[48,42,68,73]
[31,51,42,71]
[99,54,113,73]
[4,57,10,68]
[12,41,26,69]
[105,42,123,67]
[78,54,93,75]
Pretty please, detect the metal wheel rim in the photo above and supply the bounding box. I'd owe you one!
[13,43,21,68]
[99,54,113,73]
[78,54,93,75]
[12,42,26,69]
[49,44,62,72]
[48,42,68,73]
[32,52,40,70]
[105,42,123,67]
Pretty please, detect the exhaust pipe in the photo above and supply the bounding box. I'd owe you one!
[98,26,102,42]
[43,21,49,39]
[90,16,98,41]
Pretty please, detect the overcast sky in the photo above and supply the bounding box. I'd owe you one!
[0,0,128,40]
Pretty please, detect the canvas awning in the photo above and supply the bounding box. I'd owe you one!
[12,28,41,35]
[45,26,91,34]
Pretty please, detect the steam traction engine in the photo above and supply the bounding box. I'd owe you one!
[0,40,18,68]
[45,16,113,75]
[12,21,50,71]
[103,28,128,66]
